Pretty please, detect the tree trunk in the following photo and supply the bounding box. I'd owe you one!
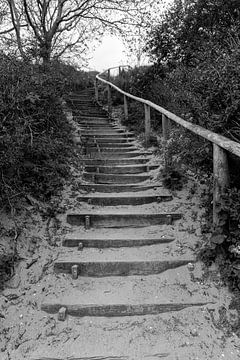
[40,41,52,67]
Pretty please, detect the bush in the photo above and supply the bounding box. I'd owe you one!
[110,6,240,291]
[0,55,75,207]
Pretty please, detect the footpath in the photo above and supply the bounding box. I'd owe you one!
[0,88,239,360]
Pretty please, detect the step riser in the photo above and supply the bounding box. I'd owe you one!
[75,118,112,127]
[83,153,147,159]
[74,117,109,121]
[78,125,117,129]
[62,237,174,248]
[83,173,149,184]
[68,99,94,102]
[81,131,127,135]
[82,158,150,165]
[69,104,98,107]
[85,148,138,154]
[83,142,136,147]
[54,260,190,277]
[81,134,134,138]
[72,107,105,111]
[77,195,172,206]
[83,143,136,149]
[67,213,181,228]
[84,165,157,174]
[69,102,96,104]
[75,119,109,124]
[73,111,107,115]
[73,111,106,114]
[82,138,131,143]
[80,128,126,133]
[41,302,208,317]
[74,114,108,118]
[77,184,162,193]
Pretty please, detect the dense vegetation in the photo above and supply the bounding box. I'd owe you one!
[113,0,240,291]
[0,57,93,209]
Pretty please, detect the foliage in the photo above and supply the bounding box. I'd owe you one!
[111,0,240,290]
[146,0,240,67]
[2,0,162,65]
[164,127,213,172]
[0,55,76,208]
[199,187,240,290]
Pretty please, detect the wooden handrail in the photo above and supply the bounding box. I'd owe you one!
[96,72,240,159]
[95,66,239,230]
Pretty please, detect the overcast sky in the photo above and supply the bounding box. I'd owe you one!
[88,35,128,72]
[88,0,174,72]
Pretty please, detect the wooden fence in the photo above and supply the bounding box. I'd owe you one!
[95,66,240,229]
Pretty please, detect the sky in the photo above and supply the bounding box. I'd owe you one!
[88,0,174,72]
[88,35,128,72]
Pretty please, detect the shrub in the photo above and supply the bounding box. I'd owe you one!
[0,55,75,207]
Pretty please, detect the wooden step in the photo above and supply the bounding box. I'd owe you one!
[67,211,181,228]
[42,300,208,318]
[77,121,111,125]
[63,233,174,248]
[81,158,151,165]
[84,152,151,159]
[85,148,138,155]
[84,164,158,174]
[76,192,172,206]
[83,137,133,143]
[80,132,134,137]
[74,111,107,116]
[41,267,213,317]
[54,257,192,277]
[77,184,162,193]
[75,116,109,121]
[83,141,136,147]
[76,118,110,124]
[83,172,150,184]
[76,111,107,115]
[81,130,128,135]
[78,125,117,130]
[84,151,145,158]
[84,143,137,149]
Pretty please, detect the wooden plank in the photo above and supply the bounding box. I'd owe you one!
[162,114,170,169]
[42,301,209,317]
[54,259,192,277]
[107,84,112,115]
[66,212,181,228]
[96,74,240,158]
[213,144,230,229]
[94,79,98,102]
[144,104,151,146]
[124,95,128,121]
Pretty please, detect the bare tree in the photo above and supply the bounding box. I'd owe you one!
[4,0,158,65]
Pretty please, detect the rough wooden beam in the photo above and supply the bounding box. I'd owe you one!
[97,74,240,158]
[107,84,112,116]
[94,79,98,102]
[162,114,170,169]
[213,144,230,230]
[124,95,128,121]
[144,104,151,146]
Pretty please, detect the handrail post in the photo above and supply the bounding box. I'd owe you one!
[124,95,128,121]
[107,84,112,116]
[213,144,230,230]
[94,79,98,102]
[162,114,170,170]
[144,104,151,146]
[107,69,110,81]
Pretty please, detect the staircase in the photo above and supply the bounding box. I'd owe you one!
[38,88,217,360]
